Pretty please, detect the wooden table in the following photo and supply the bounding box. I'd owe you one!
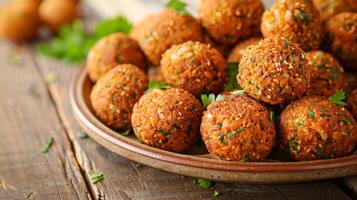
[0,0,356,199]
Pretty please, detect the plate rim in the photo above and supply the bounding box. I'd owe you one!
[70,67,357,173]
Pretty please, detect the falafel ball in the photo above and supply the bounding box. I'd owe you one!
[279,96,357,161]
[237,37,310,105]
[87,33,147,82]
[347,89,357,119]
[312,0,357,24]
[201,94,276,161]
[90,64,148,130]
[261,0,323,51]
[39,0,79,31]
[0,0,40,41]
[326,12,357,71]
[130,8,203,66]
[346,72,357,89]
[131,88,204,153]
[227,37,261,62]
[198,0,264,45]
[161,41,226,97]
[305,51,346,97]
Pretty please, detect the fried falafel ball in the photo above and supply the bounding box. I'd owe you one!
[347,89,357,119]
[312,0,357,24]
[90,64,148,130]
[39,0,79,31]
[130,9,203,66]
[131,88,204,153]
[0,0,40,41]
[87,33,147,82]
[261,0,323,51]
[346,72,357,89]
[305,51,346,97]
[227,37,261,62]
[326,12,357,71]
[279,96,357,161]
[198,0,264,45]
[161,41,226,97]
[201,94,276,161]
[237,37,310,105]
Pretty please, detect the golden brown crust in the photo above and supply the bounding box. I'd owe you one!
[279,96,357,161]
[90,64,148,130]
[305,51,346,97]
[131,88,204,153]
[199,0,264,45]
[0,0,40,41]
[39,0,79,31]
[227,37,261,62]
[326,12,357,71]
[86,33,147,82]
[161,41,226,97]
[347,89,357,120]
[261,0,323,51]
[237,37,310,105]
[130,9,203,66]
[312,0,357,24]
[201,95,276,161]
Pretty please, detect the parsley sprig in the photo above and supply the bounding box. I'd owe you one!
[328,91,347,105]
[146,80,171,92]
[201,94,219,108]
[166,0,189,15]
[225,62,242,91]
[37,16,133,64]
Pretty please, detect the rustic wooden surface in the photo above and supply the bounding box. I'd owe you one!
[0,0,356,199]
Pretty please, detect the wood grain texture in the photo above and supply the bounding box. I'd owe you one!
[28,1,354,200]
[0,41,90,199]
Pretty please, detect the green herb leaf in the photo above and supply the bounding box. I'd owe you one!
[341,119,352,125]
[307,108,315,120]
[213,190,220,197]
[328,91,347,105]
[42,137,53,153]
[94,16,133,38]
[201,93,216,108]
[230,90,245,96]
[121,130,131,136]
[130,162,142,170]
[193,178,213,189]
[166,0,189,15]
[225,62,242,90]
[88,170,104,184]
[147,80,171,92]
[44,73,59,84]
[36,20,96,64]
[295,119,305,128]
[270,110,277,124]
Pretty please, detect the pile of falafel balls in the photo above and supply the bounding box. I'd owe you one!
[89,0,357,162]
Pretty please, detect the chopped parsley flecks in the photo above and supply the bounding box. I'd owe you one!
[307,108,315,120]
[295,119,305,128]
[88,171,104,184]
[193,178,213,189]
[42,137,54,153]
[341,119,352,125]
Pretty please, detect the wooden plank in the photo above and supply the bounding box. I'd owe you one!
[29,1,354,199]
[0,40,90,199]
